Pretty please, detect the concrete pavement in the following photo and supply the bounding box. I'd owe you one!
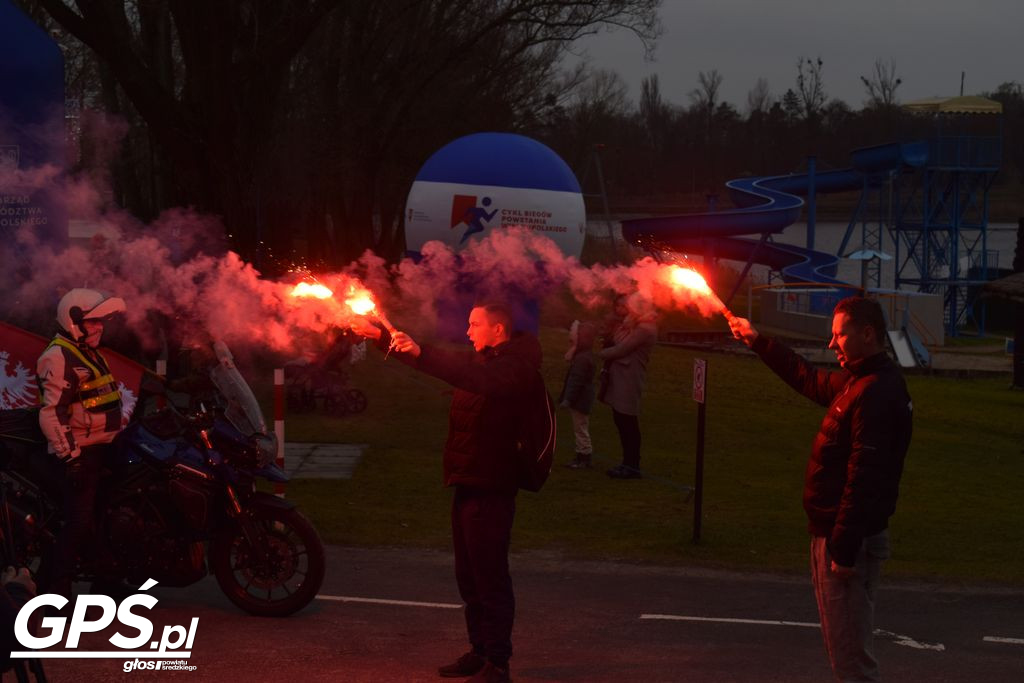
[283,442,367,479]
[37,546,1024,682]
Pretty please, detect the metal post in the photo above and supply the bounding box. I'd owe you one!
[747,278,753,321]
[155,358,167,410]
[693,399,705,543]
[692,359,707,543]
[274,368,286,497]
[592,145,618,262]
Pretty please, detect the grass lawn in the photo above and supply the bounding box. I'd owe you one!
[265,323,1024,586]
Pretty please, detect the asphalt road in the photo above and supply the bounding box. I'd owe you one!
[26,546,1024,682]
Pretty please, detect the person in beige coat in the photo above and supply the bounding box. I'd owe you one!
[597,295,657,479]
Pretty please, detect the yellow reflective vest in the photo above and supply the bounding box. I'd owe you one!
[36,335,123,457]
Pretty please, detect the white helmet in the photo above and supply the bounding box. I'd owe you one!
[57,288,126,342]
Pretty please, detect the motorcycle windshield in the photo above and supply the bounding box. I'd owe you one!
[209,342,268,436]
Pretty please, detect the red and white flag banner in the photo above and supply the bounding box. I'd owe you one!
[1,321,148,417]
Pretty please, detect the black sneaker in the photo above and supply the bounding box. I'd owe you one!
[565,453,592,469]
[438,651,486,678]
[606,464,642,479]
[467,661,511,683]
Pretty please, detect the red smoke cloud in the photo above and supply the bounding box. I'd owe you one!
[3,221,726,355]
[3,133,727,357]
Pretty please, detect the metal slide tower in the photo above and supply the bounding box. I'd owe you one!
[888,97,1003,336]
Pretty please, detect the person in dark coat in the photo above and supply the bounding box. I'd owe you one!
[352,303,540,683]
[559,320,598,469]
[729,296,913,682]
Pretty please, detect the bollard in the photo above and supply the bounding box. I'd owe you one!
[692,359,707,544]
[274,368,285,497]
[155,358,167,409]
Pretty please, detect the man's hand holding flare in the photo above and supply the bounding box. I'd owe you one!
[349,316,421,358]
[349,316,383,341]
[389,331,421,358]
[728,315,759,347]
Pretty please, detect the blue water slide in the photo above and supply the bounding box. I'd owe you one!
[620,141,928,287]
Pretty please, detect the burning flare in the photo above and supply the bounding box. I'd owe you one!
[670,266,713,296]
[344,285,377,316]
[287,277,398,350]
[290,281,333,299]
[344,284,397,334]
[667,265,737,322]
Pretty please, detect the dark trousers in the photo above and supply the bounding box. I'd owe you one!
[451,486,516,667]
[38,445,105,596]
[612,409,642,470]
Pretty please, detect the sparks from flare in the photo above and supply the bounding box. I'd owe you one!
[289,278,396,332]
[290,277,403,356]
[668,265,737,323]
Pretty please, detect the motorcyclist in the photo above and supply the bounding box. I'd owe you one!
[35,288,126,597]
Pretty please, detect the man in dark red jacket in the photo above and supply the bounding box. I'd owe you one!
[353,303,540,683]
[729,296,913,682]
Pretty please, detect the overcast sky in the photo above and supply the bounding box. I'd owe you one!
[567,0,1022,110]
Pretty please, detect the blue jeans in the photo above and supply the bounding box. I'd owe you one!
[810,530,890,682]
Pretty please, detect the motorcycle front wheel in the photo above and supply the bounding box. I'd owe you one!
[210,504,325,617]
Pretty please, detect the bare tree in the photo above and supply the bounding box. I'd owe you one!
[639,74,663,122]
[688,68,722,143]
[992,81,1023,100]
[572,68,630,118]
[639,73,671,146]
[23,0,663,263]
[746,77,773,117]
[689,69,722,114]
[822,98,853,132]
[795,56,827,122]
[860,58,902,108]
[781,88,801,121]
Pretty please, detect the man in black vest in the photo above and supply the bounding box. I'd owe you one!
[354,303,540,683]
[729,296,913,682]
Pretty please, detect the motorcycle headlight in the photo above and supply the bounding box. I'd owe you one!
[253,433,278,469]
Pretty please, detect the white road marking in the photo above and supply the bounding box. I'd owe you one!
[641,615,946,651]
[641,614,819,628]
[874,629,945,651]
[984,636,1024,645]
[317,594,461,609]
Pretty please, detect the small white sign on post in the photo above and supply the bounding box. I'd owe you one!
[693,358,706,404]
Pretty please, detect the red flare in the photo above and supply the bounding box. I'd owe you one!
[290,281,333,299]
[667,265,736,322]
[344,283,397,334]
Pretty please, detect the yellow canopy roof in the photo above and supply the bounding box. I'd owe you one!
[903,96,1003,114]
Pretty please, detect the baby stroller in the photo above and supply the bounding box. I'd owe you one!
[284,330,368,416]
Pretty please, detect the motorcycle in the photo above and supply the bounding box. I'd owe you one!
[0,341,325,617]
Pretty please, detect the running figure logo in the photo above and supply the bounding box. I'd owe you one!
[450,195,497,244]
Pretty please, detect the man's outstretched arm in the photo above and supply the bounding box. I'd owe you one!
[728,316,843,407]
